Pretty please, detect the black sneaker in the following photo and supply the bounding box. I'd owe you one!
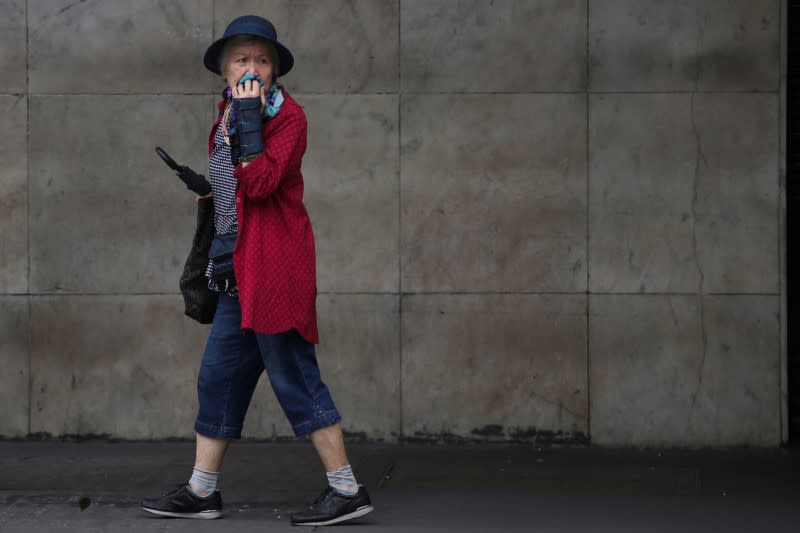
[141,484,222,519]
[291,486,373,526]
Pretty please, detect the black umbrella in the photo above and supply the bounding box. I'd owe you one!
[156,147,218,324]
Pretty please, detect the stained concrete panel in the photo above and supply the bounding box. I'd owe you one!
[401,94,586,292]
[29,95,216,294]
[0,95,28,293]
[694,295,781,445]
[590,295,780,447]
[401,294,588,442]
[215,0,399,93]
[0,0,26,93]
[302,95,399,293]
[590,94,702,293]
[0,297,29,437]
[589,0,780,92]
[589,1,698,92]
[696,1,781,91]
[30,295,209,439]
[589,93,778,293]
[28,0,215,94]
[245,294,400,440]
[691,93,779,293]
[402,0,586,92]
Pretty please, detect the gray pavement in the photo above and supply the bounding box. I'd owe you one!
[0,440,798,532]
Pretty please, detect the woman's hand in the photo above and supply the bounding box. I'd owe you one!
[232,78,266,114]
[176,165,212,196]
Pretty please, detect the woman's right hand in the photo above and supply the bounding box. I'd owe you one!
[176,165,212,196]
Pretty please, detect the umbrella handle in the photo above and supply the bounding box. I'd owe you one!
[155,146,182,171]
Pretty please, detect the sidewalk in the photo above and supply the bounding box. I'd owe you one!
[0,440,798,532]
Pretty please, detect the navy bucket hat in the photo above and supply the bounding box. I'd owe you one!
[204,15,294,77]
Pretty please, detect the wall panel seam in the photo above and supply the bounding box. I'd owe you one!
[26,0,31,438]
[585,0,592,443]
[779,0,788,443]
[19,91,781,97]
[18,291,782,297]
[397,0,404,439]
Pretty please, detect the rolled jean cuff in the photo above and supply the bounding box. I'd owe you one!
[194,419,243,440]
[292,409,342,437]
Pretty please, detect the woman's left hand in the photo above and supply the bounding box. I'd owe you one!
[232,78,266,115]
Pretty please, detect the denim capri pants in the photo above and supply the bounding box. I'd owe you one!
[195,292,341,439]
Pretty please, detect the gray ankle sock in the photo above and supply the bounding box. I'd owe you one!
[188,466,219,497]
[327,465,359,495]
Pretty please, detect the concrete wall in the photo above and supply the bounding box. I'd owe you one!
[0,0,785,446]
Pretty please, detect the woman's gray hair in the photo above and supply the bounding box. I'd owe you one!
[220,35,280,78]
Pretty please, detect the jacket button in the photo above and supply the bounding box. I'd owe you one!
[235,197,240,203]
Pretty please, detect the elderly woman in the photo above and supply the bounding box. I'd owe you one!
[141,16,373,526]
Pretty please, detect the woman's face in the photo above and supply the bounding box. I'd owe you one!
[223,40,275,89]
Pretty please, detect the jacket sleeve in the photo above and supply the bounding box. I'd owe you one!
[233,106,307,200]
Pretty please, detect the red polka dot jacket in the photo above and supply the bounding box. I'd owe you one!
[209,90,319,344]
